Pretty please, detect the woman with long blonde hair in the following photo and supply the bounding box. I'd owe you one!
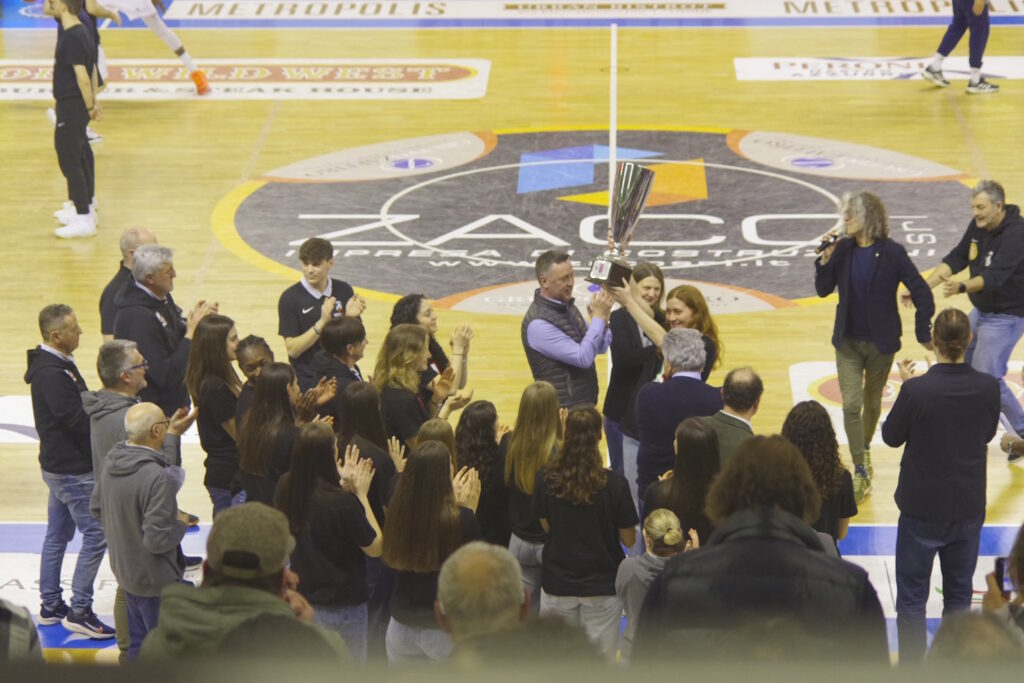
[504,381,562,611]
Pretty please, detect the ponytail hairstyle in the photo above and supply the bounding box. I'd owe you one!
[933,308,971,361]
[643,508,687,558]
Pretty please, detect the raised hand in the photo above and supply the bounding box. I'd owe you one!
[337,443,360,492]
[496,423,512,445]
[167,407,198,436]
[432,367,455,403]
[387,436,407,473]
[320,296,338,324]
[351,457,375,498]
[311,376,337,406]
[345,294,367,317]
[446,388,474,411]
[453,466,481,511]
[590,289,614,320]
[559,407,568,435]
[451,322,475,353]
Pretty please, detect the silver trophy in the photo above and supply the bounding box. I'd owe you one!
[586,161,656,287]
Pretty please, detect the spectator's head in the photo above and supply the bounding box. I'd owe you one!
[706,435,822,525]
[236,336,274,382]
[373,323,429,394]
[933,307,972,362]
[534,250,574,303]
[186,314,241,404]
[972,179,1007,231]
[124,402,169,450]
[839,190,889,240]
[546,406,605,505]
[390,294,438,336]
[38,304,81,355]
[203,503,296,597]
[278,422,339,535]
[52,0,84,19]
[383,441,461,573]
[781,401,845,501]
[96,340,147,395]
[456,401,500,481]
[132,244,176,298]
[662,328,706,374]
[119,227,157,268]
[643,508,688,558]
[506,381,561,495]
[721,366,763,417]
[436,542,527,641]
[238,363,299,477]
[321,317,367,363]
[928,611,1024,663]
[297,238,334,289]
[337,381,388,447]
[630,262,666,317]
[665,417,720,542]
[417,418,455,468]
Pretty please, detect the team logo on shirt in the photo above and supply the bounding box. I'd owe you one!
[215,128,972,306]
[969,241,979,261]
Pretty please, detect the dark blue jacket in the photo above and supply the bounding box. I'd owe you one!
[815,237,934,354]
[882,363,1000,520]
[635,375,723,499]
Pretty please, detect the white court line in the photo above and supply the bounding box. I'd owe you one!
[100,18,111,29]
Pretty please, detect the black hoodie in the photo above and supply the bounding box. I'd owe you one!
[310,349,363,426]
[943,203,1024,315]
[24,347,91,474]
[112,279,191,415]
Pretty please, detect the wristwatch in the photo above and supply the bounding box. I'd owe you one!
[958,282,967,294]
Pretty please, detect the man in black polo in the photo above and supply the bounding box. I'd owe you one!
[99,227,158,341]
[49,0,100,240]
[113,244,215,415]
[278,237,366,390]
[521,250,613,407]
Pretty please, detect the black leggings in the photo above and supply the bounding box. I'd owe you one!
[54,99,94,214]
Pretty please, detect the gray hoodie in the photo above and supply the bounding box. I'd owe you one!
[615,552,668,663]
[82,390,182,511]
[91,441,188,597]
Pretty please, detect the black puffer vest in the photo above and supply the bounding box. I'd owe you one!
[521,289,599,407]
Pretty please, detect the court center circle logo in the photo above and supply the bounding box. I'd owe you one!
[222,127,970,307]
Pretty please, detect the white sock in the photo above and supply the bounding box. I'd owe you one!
[931,53,945,70]
[142,14,184,54]
[179,51,198,74]
[970,68,981,85]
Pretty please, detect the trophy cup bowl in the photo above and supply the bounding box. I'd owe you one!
[586,161,656,287]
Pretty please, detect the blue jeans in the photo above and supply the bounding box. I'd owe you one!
[937,0,990,68]
[124,592,161,660]
[315,602,368,662]
[39,470,107,614]
[603,417,624,475]
[966,309,1024,436]
[895,512,984,664]
[206,486,247,518]
[385,618,453,663]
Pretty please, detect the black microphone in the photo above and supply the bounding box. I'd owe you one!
[815,233,840,255]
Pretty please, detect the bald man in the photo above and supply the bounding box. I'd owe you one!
[92,402,187,659]
[435,542,528,643]
[100,227,157,341]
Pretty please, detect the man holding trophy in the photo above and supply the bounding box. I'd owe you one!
[520,162,655,408]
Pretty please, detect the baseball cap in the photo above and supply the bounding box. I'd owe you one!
[206,503,295,580]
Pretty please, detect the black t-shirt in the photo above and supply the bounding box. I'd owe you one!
[277,279,354,389]
[99,264,131,336]
[380,386,428,443]
[281,483,376,606]
[508,480,546,543]
[241,424,298,505]
[350,435,396,527]
[197,376,240,489]
[642,479,713,545]
[53,23,96,102]
[475,448,511,547]
[390,507,480,628]
[534,468,638,597]
[700,334,716,382]
[235,380,255,427]
[417,336,451,405]
[812,469,858,541]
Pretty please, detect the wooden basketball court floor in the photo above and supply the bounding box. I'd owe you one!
[2,2,1024,655]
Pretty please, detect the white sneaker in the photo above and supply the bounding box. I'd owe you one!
[55,201,98,224]
[46,107,56,127]
[87,127,103,144]
[55,212,97,239]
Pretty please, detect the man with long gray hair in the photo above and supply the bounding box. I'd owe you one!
[112,244,215,415]
[917,180,1024,465]
[634,328,723,507]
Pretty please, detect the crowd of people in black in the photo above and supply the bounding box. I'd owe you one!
[13,180,1024,667]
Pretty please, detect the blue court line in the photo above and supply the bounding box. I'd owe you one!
[838,525,1018,557]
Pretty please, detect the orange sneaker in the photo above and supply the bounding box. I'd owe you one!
[190,69,210,95]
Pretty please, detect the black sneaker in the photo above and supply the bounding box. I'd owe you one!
[63,610,116,639]
[921,65,950,87]
[38,601,69,625]
[1010,449,1024,465]
[184,555,203,568]
[967,78,999,95]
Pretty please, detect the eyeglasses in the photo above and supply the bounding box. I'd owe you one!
[127,360,150,371]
